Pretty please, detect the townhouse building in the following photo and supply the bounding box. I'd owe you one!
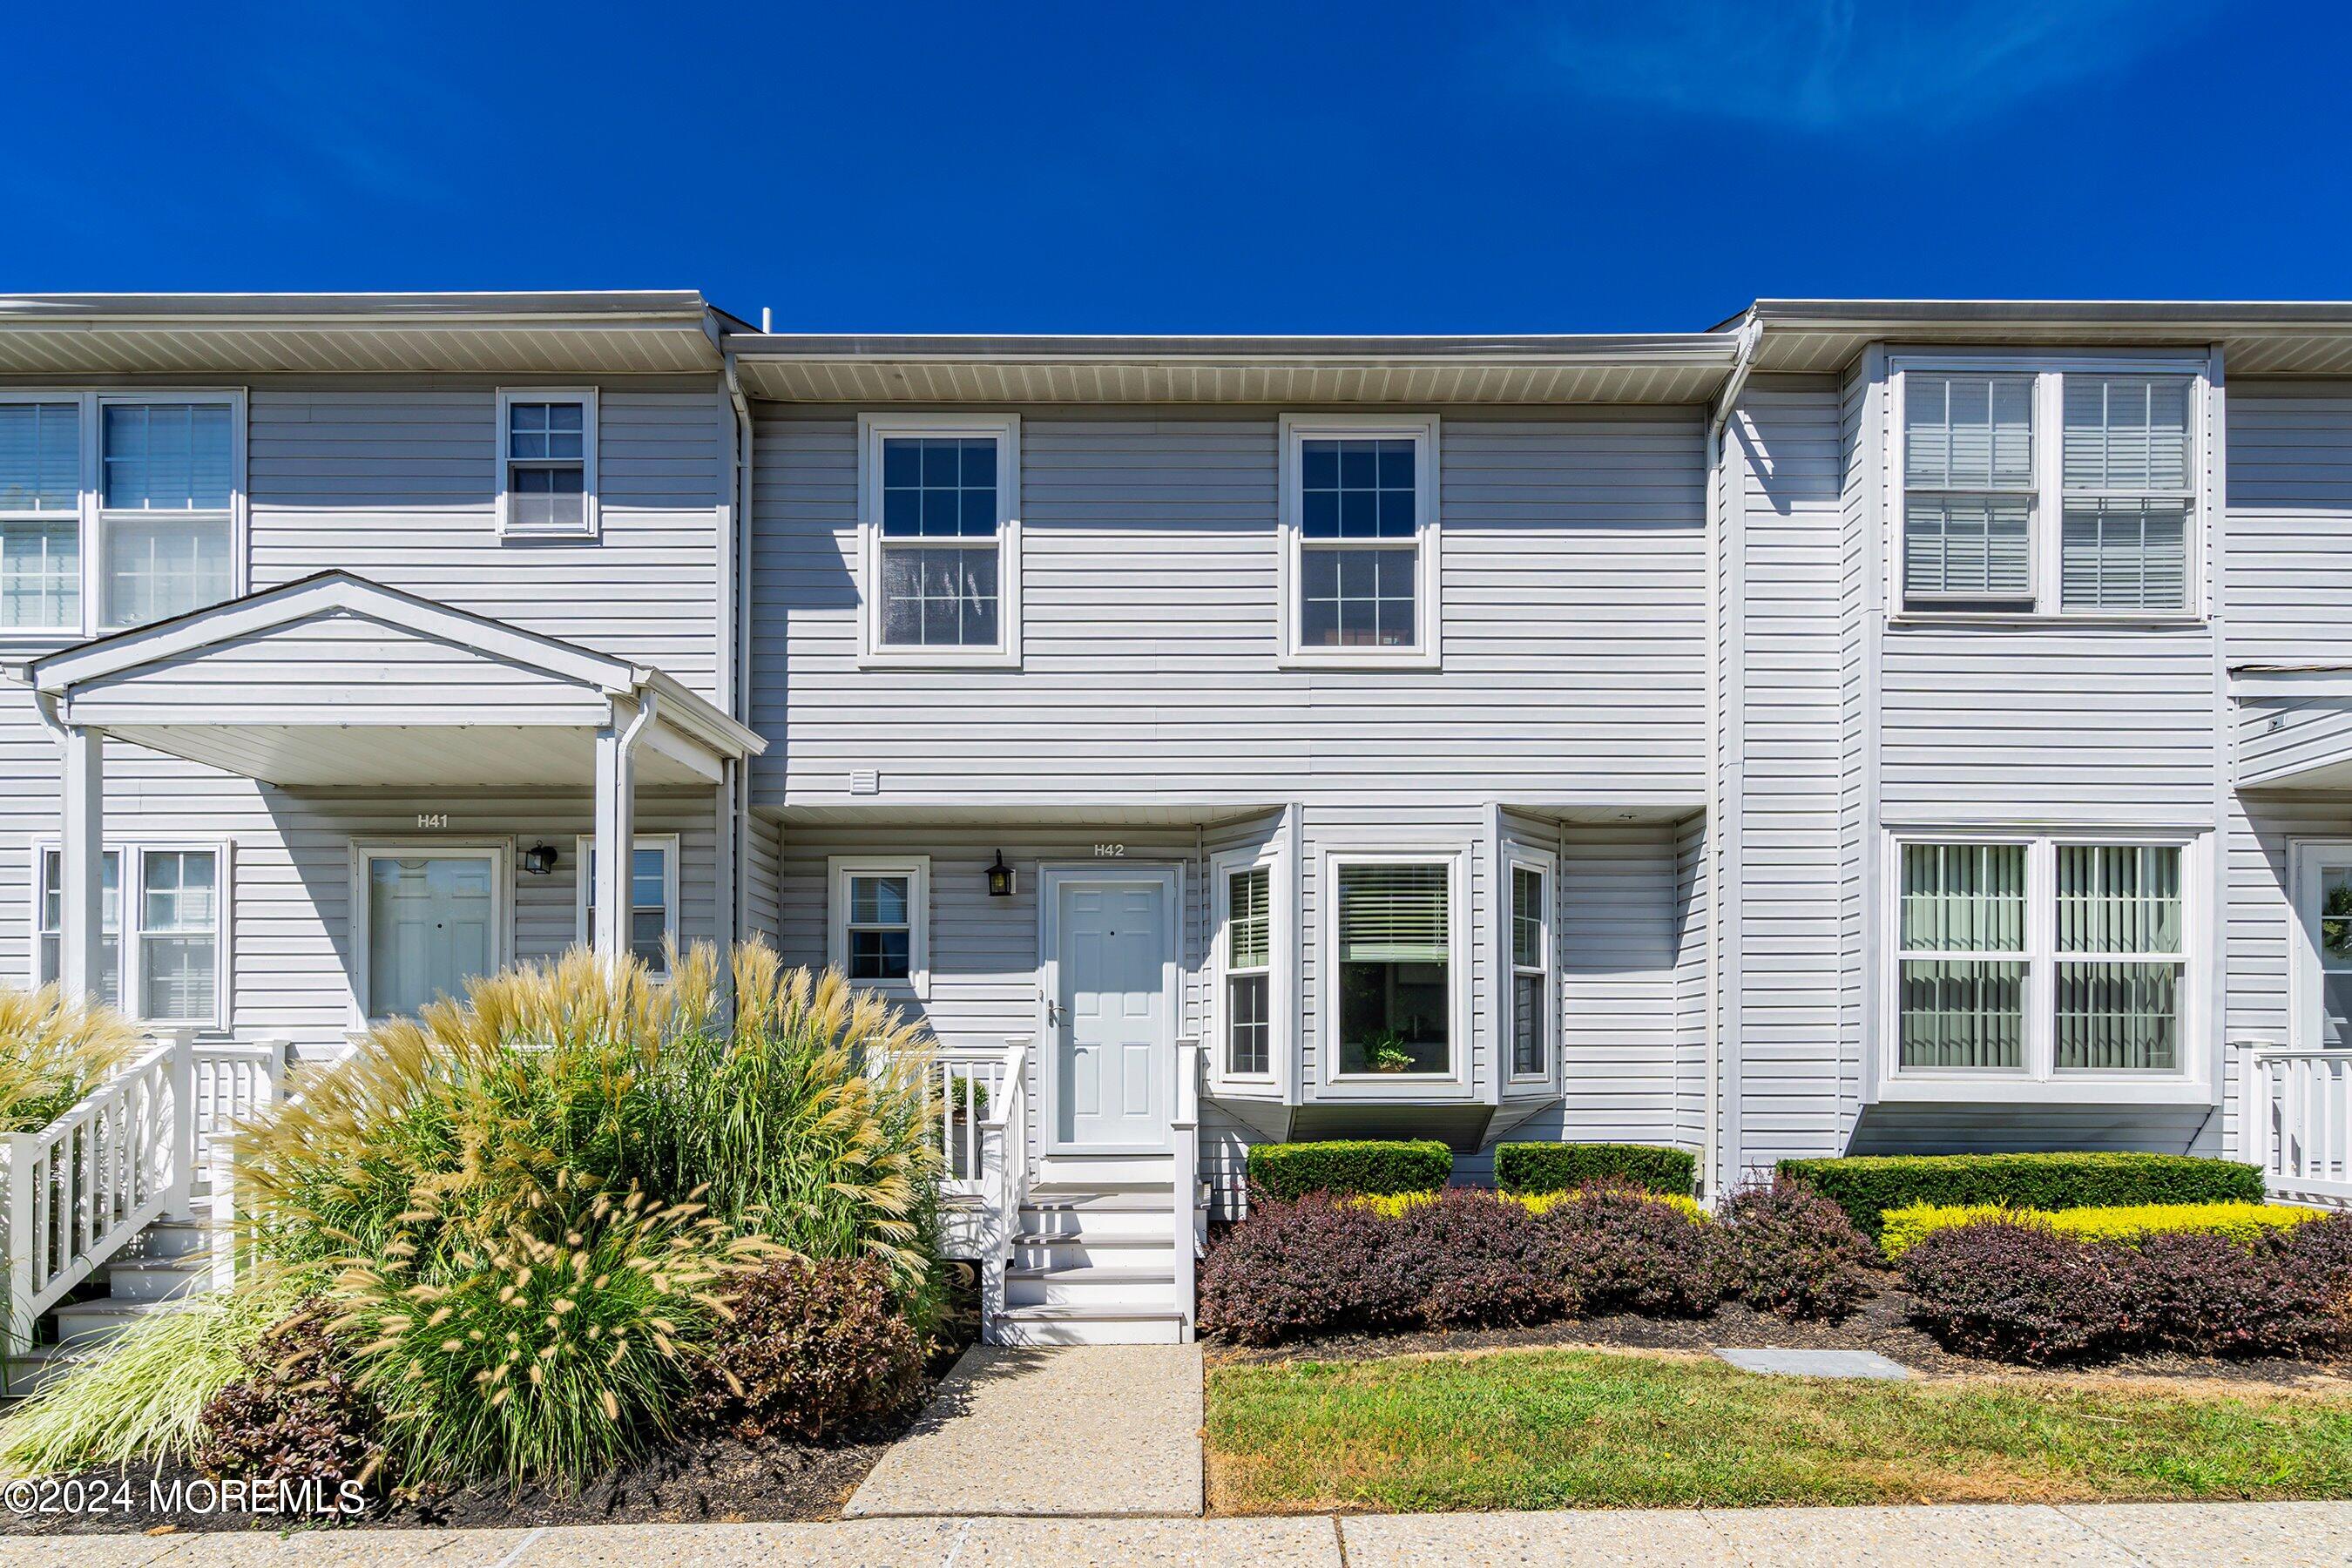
[6,294,2350,1341]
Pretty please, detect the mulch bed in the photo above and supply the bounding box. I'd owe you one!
[1207,1267,2352,1389]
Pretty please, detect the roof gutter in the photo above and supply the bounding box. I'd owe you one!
[1700,313,1762,1202]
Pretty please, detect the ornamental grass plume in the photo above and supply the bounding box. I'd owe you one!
[0,983,143,1134]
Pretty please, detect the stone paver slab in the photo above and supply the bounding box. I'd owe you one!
[2061,1501,2352,1567]
[1713,1348,1913,1380]
[133,1529,538,1568]
[958,1516,1340,1566]
[845,1344,1203,1517]
[1342,1509,1734,1566]
[511,1518,963,1568]
[0,1538,201,1568]
[1700,1504,2138,1565]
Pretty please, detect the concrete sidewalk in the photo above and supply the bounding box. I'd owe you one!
[3,1502,2345,1566]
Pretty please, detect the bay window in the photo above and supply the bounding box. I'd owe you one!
[1509,858,1551,1079]
[1896,361,2201,617]
[1217,858,1277,1080]
[1892,835,2191,1081]
[1333,858,1454,1077]
[0,392,245,638]
[1281,416,1438,666]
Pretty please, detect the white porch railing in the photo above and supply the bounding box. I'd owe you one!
[973,1039,1029,1341]
[2244,1044,2352,1204]
[193,1037,287,1166]
[936,1051,1009,1198]
[1,1030,194,1351]
[1171,1036,1202,1342]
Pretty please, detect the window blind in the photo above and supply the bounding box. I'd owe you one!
[0,402,79,511]
[1338,864,1448,963]
[1904,373,2035,602]
[1511,865,1543,969]
[2059,376,2191,611]
[1229,867,1270,970]
[1900,843,2025,952]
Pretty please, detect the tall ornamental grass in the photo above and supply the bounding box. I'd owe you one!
[0,983,144,1134]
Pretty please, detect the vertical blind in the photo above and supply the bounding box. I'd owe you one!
[1338,864,1449,963]
[1897,843,2027,1070]
[2054,844,2181,1072]
[1904,373,2035,600]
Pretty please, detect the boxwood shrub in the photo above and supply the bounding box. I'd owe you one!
[1778,1152,2265,1239]
[1496,1142,1696,1196]
[1246,1139,1453,1200]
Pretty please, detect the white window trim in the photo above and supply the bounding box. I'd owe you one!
[32,836,233,1030]
[347,839,514,1024]
[1505,847,1558,1087]
[0,389,250,644]
[855,413,1022,669]
[1878,827,2209,1104]
[494,387,599,540]
[1277,413,1442,669]
[828,854,930,999]
[1209,842,1288,1092]
[1886,352,2213,624]
[1319,846,1472,1098]
[571,832,680,977]
[2287,839,2352,1051]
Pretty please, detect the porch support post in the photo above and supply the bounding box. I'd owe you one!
[592,696,650,978]
[58,722,105,1005]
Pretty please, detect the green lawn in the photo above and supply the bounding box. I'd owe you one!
[1206,1348,2352,1514]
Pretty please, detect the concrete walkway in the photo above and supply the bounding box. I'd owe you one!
[6,1502,2347,1565]
[843,1344,1205,1517]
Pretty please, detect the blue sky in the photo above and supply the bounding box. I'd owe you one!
[12,1,2348,331]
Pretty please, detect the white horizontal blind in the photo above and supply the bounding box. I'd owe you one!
[2060,376,2193,611]
[1229,866,1270,970]
[0,402,79,511]
[99,401,237,629]
[0,402,81,630]
[1903,373,2035,602]
[1338,864,1449,963]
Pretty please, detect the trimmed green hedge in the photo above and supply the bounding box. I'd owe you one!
[1496,1142,1696,1197]
[1778,1152,2267,1240]
[1246,1140,1454,1200]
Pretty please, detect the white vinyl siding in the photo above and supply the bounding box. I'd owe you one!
[0,391,247,638]
[495,389,598,538]
[856,415,1020,667]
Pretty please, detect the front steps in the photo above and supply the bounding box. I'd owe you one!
[994,1173,1196,1346]
[3,1196,220,1398]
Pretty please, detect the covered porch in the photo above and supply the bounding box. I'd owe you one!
[13,572,765,1047]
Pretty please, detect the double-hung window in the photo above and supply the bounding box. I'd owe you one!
[1215,855,1279,1081]
[1508,856,1553,1079]
[574,834,679,974]
[1896,362,2201,617]
[496,389,598,537]
[828,855,930,997]
[1280,416,1439,666]
[36,842,226,1026]
[1892,835,2191,1083]
[1330,855,1458,1078]
[858,415,1020,666]
[0,392,246,638]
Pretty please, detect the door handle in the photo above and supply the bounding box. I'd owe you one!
[1045,998,1062,1027]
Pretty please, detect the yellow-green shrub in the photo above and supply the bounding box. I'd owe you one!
[1879,1200,2327,1259]
[1352,1188,1706,1223]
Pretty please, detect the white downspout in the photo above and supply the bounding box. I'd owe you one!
[724,348,756,950]
[1701,315,1761,1203]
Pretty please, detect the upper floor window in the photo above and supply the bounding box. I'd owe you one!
[1280,416,1439,667]
[1892,835,2190,1081]
[0,392,246,637]
[857,415,1020,666]
[497,389,598,538]
[1896,362,2201,618]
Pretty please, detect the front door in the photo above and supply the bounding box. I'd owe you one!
[364,851,500,1020]
[1046,868,1175,1151]
[2296,842,2352,1048]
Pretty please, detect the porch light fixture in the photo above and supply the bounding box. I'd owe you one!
[986,852,1016,898]
[521,843,560,876]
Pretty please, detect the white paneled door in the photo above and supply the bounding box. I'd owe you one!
[1046,868,1176,1151]
[364,851,500,1021]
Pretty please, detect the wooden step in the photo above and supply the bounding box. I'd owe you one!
[993,1304,1188,1346]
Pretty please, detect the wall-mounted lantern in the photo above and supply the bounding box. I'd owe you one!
[521,842,560,876]
[986,851,1016,898]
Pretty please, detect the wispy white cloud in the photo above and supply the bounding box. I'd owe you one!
[1524,0,2222,130]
